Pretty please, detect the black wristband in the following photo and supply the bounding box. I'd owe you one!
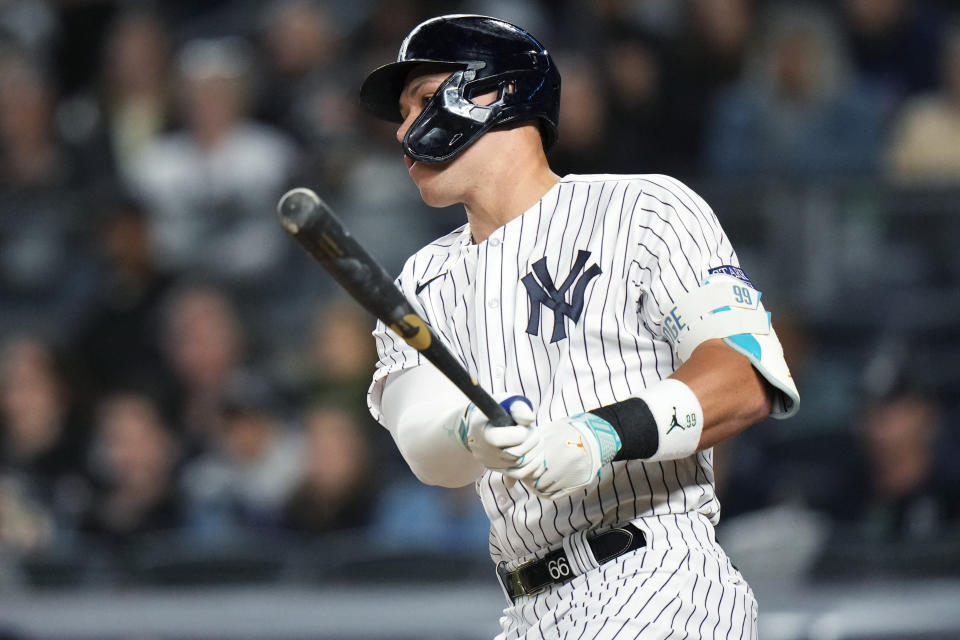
[590,398,659,461]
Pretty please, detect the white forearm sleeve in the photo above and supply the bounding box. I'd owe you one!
[379,364,484,487]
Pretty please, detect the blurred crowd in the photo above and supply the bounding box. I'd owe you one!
[1,0,960,582]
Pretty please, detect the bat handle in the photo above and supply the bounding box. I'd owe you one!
[476,394,515,427]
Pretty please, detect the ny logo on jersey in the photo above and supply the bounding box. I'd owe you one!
[522,250,602,343]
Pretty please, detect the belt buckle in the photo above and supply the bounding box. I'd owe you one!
[513,558,550,598]
[497,558,548,602]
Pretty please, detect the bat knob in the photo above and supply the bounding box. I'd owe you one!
[277,187,322,234]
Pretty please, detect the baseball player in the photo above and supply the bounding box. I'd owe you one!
[361,15,799,639]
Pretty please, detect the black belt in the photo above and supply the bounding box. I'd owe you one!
[496,524,646,602]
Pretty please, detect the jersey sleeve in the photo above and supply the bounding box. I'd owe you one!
[631,175,740,339]
[367,271,424,425]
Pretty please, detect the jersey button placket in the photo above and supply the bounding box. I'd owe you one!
[483,234,506,388]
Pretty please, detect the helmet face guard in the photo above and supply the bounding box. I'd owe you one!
[359,15,561,164]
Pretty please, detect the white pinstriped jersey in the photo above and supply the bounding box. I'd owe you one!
[368,173,740,567]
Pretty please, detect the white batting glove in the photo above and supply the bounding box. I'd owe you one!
[456,395,541,475]
[521,413,622,498]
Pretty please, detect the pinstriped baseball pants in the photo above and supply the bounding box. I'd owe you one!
[495,517,758,639]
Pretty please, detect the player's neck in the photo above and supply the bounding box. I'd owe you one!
[464,149,559,243]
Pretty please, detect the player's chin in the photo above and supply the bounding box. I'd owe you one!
[417,184,458,208]
[412,168,458,207]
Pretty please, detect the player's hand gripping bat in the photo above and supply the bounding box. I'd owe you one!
[277,187,513,427]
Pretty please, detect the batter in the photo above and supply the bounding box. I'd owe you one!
[361,15,799,639]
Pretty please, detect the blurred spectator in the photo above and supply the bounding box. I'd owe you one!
[181,371,302,539]
[0,0,57,58]
[257,1,339,135]
[885,26,960,183]
[287,299,403,478]
[0,48,73,189]
[73,193,175,400]
[0,337,89,533]
[300,300,377,405]
[803,339,960,544]
[161,282,246,448]
[127,36,297,287]
[76,9,173,184]
[683,0,754,89]
[548,55,609,176]
[841,0,944,113]
[598,25,671,173]
[705,3,885,179]
[372,481,489,553]
[0,475,54,553]
[281,405,377,534]
[256,1,359,200]
[664,0,755,167]
[852,388,956,541]
[0,48,97,338]
[82,392,183,545]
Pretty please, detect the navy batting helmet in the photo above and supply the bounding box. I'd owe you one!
[359,14,561,163]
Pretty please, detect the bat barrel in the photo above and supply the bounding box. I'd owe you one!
[277,187,405,314]
[277,187,323,235]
